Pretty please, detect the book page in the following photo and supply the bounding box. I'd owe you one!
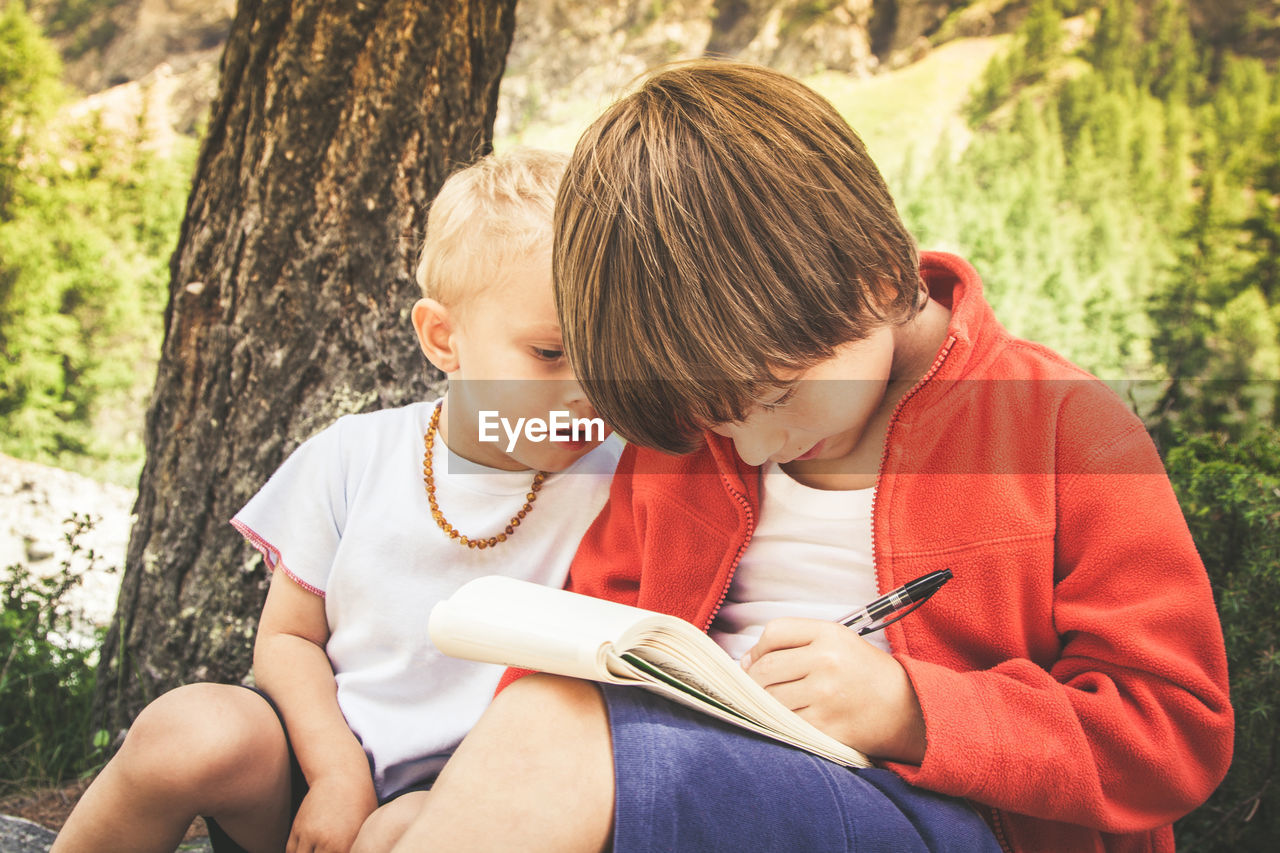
[428,575,675,682]
[432,577,870,768]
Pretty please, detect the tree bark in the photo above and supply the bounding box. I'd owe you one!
[93,0,516,735]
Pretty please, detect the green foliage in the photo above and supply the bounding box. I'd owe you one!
[1188,0,1280,60]
[906,1,1194,375]
[1148,53,1280,442]
[1020,0,1063,78]
[906,86,1181,371]
[0,0,63,212]
[1140,0,1197,103]
[0,513,111,793]
[1166,429,1280,851]
[962,0,1064,124]
[0,2,195,483]
[1088,0,1140,86]
[901,0,1280,395]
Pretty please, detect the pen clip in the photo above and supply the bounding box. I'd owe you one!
[854,569,951,635]
[855,595,929,635]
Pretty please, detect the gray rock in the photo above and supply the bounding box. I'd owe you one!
[0,453,132,633]
[0,814,57,853]
[0,814,212,852]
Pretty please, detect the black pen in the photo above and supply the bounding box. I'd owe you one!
[836,568,953,635]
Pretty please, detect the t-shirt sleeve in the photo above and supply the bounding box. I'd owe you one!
[230,421,349,597]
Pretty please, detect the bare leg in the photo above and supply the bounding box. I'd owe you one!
[351,791,430,852]
[389,674,614,853]
[52,683,293,853]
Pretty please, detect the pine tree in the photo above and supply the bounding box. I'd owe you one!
[1089,0,1139,87]
[1141,0,1196,104]
[1021,0,1063,79]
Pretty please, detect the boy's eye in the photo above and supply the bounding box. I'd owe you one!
[530,347,564,362]
[760,386,797,411]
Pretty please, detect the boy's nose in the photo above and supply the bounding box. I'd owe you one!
[713,424,775,467]
[734,438,776,467]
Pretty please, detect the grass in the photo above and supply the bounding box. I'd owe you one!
[805,35,1010,183]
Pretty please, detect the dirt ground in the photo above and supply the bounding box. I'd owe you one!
[0,779,92,834]
[0,778,208,841]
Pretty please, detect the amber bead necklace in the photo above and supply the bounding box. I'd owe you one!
[422,404,546,549]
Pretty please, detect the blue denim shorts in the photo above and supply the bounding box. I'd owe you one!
[601,685,1002,853]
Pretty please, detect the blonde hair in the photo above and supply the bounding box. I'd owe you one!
[417,148,569,307]
[555,60,921,453]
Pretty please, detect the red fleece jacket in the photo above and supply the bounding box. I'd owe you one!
[502,252,1232,853]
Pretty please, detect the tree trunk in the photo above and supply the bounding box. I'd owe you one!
[93,0,517,736]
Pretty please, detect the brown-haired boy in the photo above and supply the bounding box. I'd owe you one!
[391,61,1232,853]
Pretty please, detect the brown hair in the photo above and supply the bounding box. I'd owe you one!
[555,60,921,453]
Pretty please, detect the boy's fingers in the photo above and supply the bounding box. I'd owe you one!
[743,642,817,688]
[761,678,813,713]
[741,617,828,668]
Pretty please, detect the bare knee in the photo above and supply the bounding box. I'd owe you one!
[116,683,287,805]
[447,673,612,787]
[351,792,429,853]
[394,676,614,852]
[486,673,607,740]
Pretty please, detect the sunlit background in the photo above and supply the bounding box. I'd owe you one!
[1,2,1277,847]
[2,0,1276,483]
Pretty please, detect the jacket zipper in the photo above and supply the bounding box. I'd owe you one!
[869,334,1019,850]
[707,333,957,632]
[703,472,757,630]
[988,806,1014,853]
[869,334,957,602]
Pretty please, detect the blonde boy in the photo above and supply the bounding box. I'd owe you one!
[53,148,619,853]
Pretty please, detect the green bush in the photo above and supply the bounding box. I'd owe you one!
[0,513,110,794]
[1168,428,1280,850]
[1,2,195,484]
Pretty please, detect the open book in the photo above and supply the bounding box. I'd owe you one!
[429,575,871,768]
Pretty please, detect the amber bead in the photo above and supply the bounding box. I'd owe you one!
[421,403,548,550]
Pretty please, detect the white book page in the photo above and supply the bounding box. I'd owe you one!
[428,576,671,682]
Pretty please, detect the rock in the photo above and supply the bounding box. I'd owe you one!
[0,813,213,852]
[0,454,134,633]
[22,536,56,563]
[0,814,57,853]
[33,0,992,162]
[33,0,234,95]
[65,56,223,148]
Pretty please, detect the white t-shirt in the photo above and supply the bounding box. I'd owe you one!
[232,400,621,800]
[709,462,888,660]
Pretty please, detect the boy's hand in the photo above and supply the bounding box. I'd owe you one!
[741,618,927,764]
[286,774,378,853]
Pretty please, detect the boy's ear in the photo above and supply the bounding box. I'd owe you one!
[412,298,460,374]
